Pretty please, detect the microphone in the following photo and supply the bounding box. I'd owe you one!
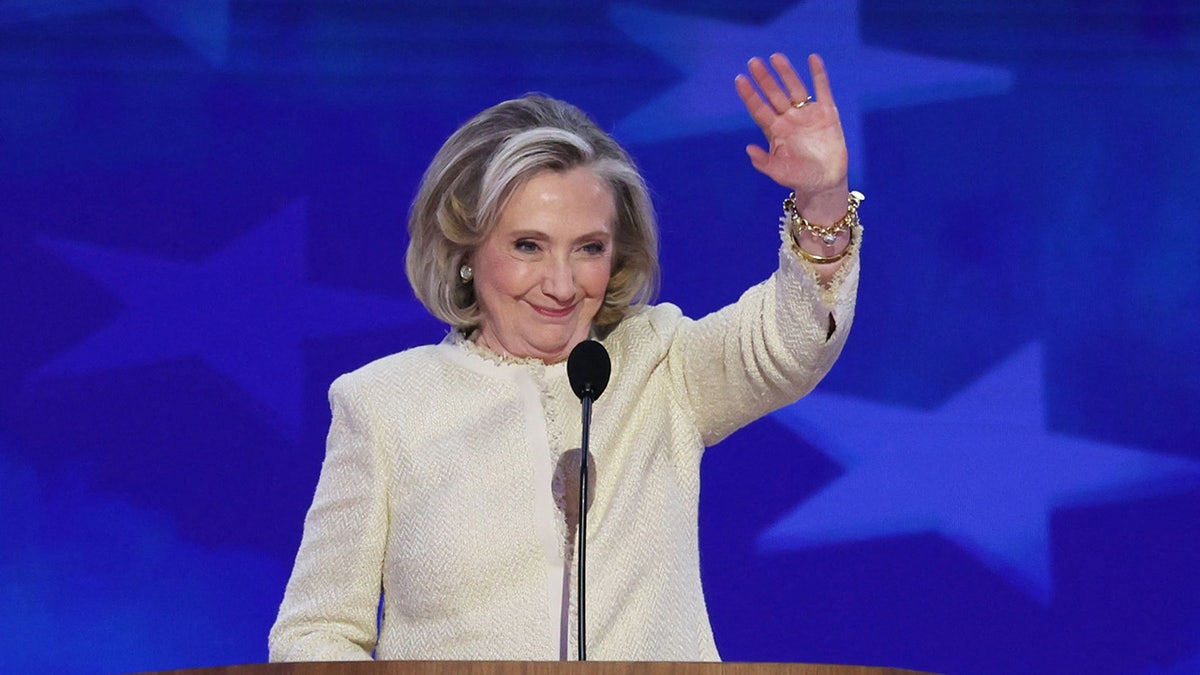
[566,339,610,661]
[567,339,611,401]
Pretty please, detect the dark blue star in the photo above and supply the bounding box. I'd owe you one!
[37,199,427,436]
[0,0,229,66]
[609,0,1013,181]
[0,440,283,672]
[763,343,1200,602]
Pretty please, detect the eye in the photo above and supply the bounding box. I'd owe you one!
[514,239,540,253]
[582,242,607,255]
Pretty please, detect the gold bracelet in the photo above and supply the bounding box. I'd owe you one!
[782,190,864,264]
[792,230,855,264]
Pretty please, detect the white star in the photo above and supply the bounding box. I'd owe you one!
[609,0,1013,181]
[37,199,428,436]
[763,343,1200,603]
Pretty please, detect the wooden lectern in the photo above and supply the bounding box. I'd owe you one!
[142,661,941,675]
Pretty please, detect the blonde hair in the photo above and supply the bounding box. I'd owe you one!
[405,95,659,336]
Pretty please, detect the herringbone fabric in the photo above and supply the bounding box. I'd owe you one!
[269,238,859,661]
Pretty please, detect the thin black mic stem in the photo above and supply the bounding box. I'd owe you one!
[578,394,592,662]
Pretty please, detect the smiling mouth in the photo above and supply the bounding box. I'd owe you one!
[531,304,575,319]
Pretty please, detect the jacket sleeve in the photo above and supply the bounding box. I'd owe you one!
[268,374,388,661]
[666,231,861,447]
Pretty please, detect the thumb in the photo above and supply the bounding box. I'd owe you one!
[746,144,770,173]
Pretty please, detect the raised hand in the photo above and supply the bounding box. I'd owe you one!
[735,53,849,207]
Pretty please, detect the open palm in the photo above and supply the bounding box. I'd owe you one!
[736,53,849,199]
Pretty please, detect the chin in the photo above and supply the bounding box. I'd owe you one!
[529,333,584,358]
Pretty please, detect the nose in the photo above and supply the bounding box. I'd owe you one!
[541,257,576,303]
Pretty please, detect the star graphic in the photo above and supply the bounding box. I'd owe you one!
[36,199,428,436]
[609,0,1014,181]
[0,0,229,66]
[762,343,1200,603]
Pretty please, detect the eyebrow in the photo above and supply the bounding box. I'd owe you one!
[507,229,612,242]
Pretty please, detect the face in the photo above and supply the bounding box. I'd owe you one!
[470,167,615,364]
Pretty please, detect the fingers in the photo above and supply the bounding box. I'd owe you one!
[735,73,775,132]
[808,53,836,107]
[745,144,770,174]
[736,52,835,134]
[739,53,827,115]
[747,56,792,114]
[770,53,810,106]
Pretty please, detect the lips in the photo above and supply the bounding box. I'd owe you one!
[530,303,575,319]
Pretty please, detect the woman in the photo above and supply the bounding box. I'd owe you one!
[269,53,861,662]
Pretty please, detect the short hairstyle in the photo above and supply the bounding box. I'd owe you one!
[405,94,660,336]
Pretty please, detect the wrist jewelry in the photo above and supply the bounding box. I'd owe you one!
[782,190,864,264]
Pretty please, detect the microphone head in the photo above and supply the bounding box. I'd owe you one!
[567,339,611,401]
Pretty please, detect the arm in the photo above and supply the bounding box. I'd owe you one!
[268,375,388,661]
[669,53,860,445]
[669,233,858,446]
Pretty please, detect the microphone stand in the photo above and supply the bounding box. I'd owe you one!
[566,338,609,662]
[578,393,593,662]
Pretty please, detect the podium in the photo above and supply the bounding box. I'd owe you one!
[142,662,940,675]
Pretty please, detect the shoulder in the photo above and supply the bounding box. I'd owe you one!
[607,301,684,342]
[329,343,446,401]
[603,302,692,367]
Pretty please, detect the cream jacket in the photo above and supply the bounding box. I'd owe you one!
[269,240,859,662]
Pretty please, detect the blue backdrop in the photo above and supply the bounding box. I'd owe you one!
[2,2,1198,674]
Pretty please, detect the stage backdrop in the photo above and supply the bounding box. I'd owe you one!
[2,1,1198,674]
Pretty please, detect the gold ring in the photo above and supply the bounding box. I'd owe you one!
[790,96,814,109]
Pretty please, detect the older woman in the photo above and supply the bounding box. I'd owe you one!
[269,53,860,662]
